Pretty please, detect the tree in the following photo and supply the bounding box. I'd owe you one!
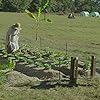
[47,0,72,13]
[0,0,2,10]
[1,0,100,13]
[2,0,32,12]
[29,0,44,12]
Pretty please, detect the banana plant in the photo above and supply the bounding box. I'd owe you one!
[25,0,51,41]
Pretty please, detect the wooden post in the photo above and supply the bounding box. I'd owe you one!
[90,56,96,78]
[58,58,61,82]
[74,57,78,85]
[65,42,68,56]
[39,37,42,49]
[36,33,38,41]
[70,57,74,80]
[69,57,76,86]
[75,57,78,79]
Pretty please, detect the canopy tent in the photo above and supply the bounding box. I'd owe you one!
[80,11,89,17]
[90,12,100,17]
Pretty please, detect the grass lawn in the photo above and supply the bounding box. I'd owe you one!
[0,12,100,65]
[0,12,100,100]
[0,78,100,100]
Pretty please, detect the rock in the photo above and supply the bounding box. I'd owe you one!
[40,69,66,80]
[6,71,40,87]
[14,63,67,80]
[51,64,70,75]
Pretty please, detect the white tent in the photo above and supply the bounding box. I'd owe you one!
[80,11,89,17]
[90,12,100,17]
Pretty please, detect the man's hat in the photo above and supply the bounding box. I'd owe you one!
[13,23,21,30]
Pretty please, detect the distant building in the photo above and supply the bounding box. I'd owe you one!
[80,11,89,17]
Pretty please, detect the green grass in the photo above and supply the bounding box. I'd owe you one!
[0,12,100,66]
[0,78,100,100]
[0,12,100,100]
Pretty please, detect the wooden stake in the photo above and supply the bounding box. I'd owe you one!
[65,42,68,56]
[39,37,42,49]
[90,56,96,78]
[58,58,61,81]
[75,57,78,79]
[70,57,76,84]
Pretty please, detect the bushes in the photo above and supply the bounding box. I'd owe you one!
[0,0,100,13]
[1,0,32,12]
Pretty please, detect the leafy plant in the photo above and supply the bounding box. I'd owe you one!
[0,57,15,85]
[0,71,7,85]
[44,63,51,70]
[7,57,16,70]
[84,61,91,70]
[25,0,51,40]
[0,57,15,71]
[35,62,43,68]
[0,47,70,70]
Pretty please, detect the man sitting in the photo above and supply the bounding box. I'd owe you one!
[68,13,75,19]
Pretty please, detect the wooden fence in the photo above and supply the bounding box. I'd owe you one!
[69,56,96,86]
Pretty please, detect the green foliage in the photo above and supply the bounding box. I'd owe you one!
[25,9,37,20]
[25,0,51,40]
[2,0,32,12]
[37,0,49,18]
[25,0,49,20]
[0,0,100,13]
[0,48,15,71]
[84,61,91,70]
[7,58,16,70]
[0,47,70,70]
[35,62,43,67]
[0,57,15,71]
[0,72,6,85]
[44,63,51,69]
[0,0,2,9]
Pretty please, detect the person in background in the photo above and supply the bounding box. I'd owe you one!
[68,13,75,19]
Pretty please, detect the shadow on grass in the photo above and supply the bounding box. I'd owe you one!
[31,79,71,89]
[77,83,93,87]
[31,79,94,89]
[14,62,96,89]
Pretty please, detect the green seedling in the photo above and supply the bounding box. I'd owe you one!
[25,0,52,40]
